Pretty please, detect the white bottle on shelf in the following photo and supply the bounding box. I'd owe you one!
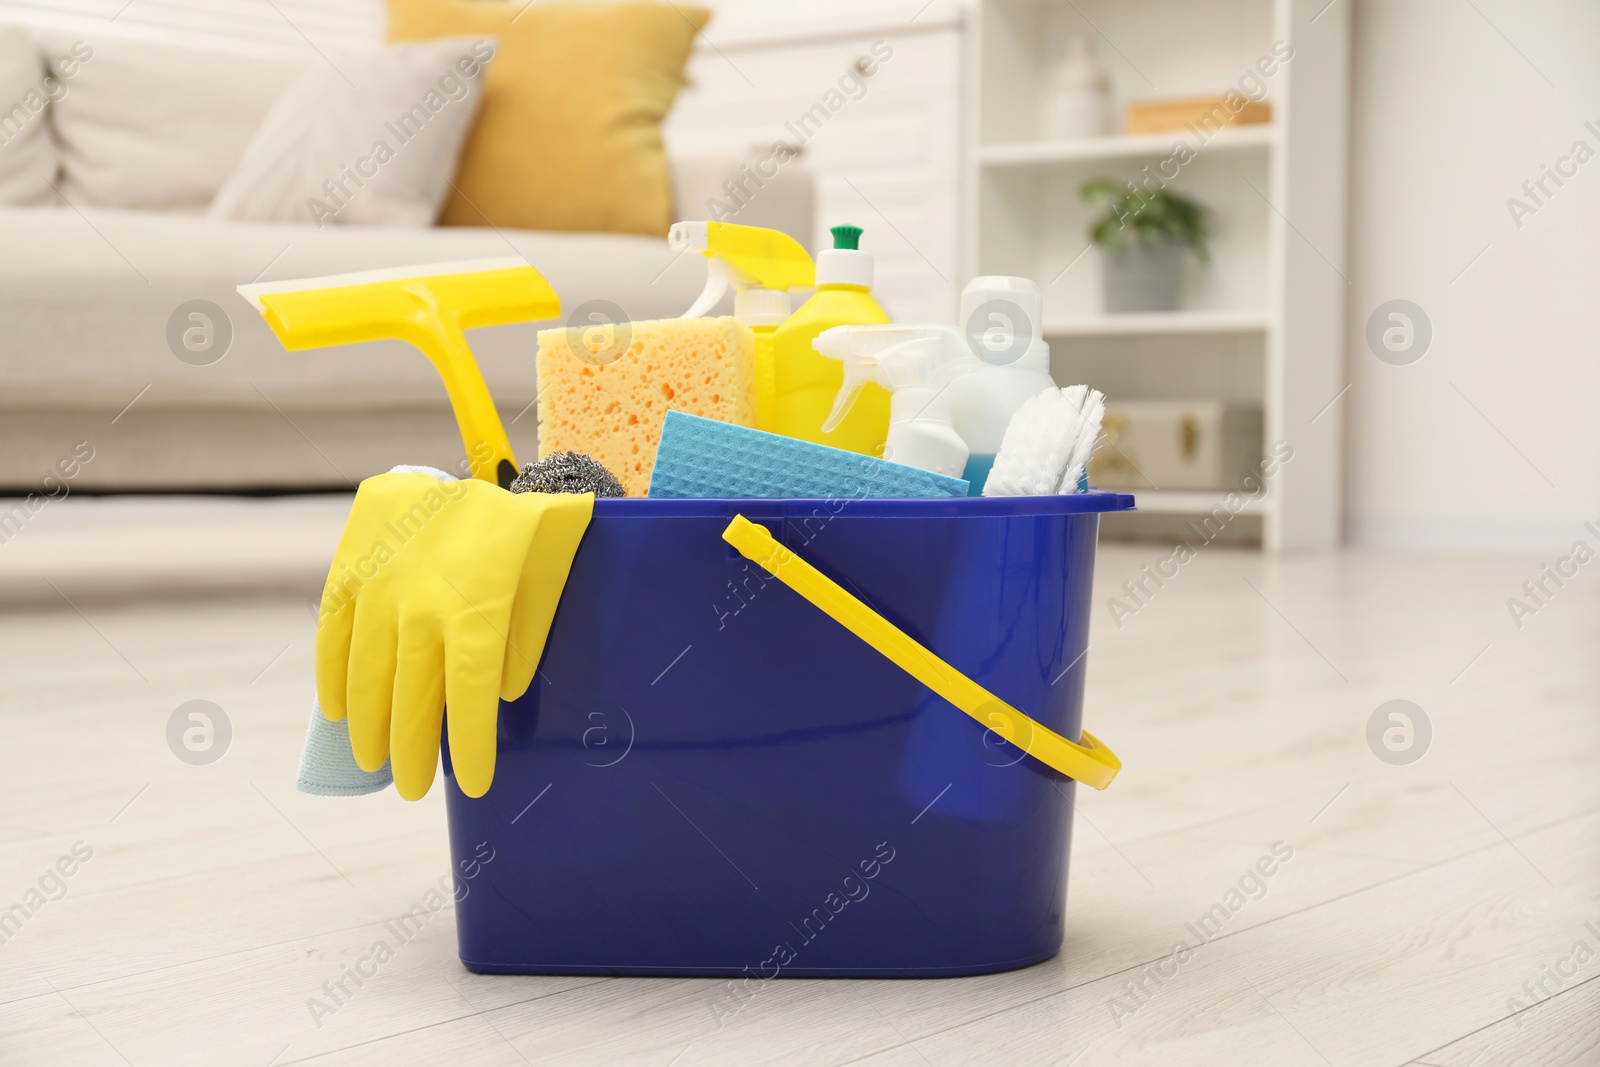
[1041,34,1109,141]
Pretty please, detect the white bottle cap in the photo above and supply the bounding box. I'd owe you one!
[734,287,791,326]
[817,224,874,289]
[817,248,873,289]
[960,276,1049,370]
[961,276,1042,331]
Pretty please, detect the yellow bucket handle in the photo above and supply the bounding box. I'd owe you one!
[722,516,1121,790]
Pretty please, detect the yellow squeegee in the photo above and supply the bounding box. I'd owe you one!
[239,258,560,488]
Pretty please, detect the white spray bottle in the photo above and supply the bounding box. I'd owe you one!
[813,324,976,479]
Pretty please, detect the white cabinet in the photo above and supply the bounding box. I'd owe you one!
[665,3,967,324]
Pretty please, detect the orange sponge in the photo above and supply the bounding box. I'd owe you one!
[535,316,756,495]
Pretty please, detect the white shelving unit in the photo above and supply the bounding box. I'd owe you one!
[1136,489,1272,516]
[1043,308,1271,337]
[980,122,1277,167]
[962,0,1350,550]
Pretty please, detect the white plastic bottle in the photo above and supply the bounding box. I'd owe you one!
[948,277,1058,494]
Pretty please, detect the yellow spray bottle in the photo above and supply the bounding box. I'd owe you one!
[770,225,891,455]
[668,221,815,431]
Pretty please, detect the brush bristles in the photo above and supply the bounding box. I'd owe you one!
[1058,387,1106,494]
[982,385,1107,497]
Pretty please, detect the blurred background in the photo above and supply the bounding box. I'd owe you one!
[1,3,1596,1065]
[0,0,1592,560]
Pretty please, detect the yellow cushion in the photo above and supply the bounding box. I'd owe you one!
[387,0,706,236]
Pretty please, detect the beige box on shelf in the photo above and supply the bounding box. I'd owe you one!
[1089,401,1264,490]
[1125,96,1271,135]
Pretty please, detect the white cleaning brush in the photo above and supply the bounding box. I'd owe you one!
[1058,384,1105,493]
[982,385,1106,497]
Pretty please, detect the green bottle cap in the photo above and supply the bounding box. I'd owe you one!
[830,224,863,251]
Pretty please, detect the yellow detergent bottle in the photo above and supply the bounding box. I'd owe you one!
[770,225,891,454]
[668,221,815,431]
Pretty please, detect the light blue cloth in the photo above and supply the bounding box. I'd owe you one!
[296,463,453,797]
[647,410,969,499]
[297,702,393,796]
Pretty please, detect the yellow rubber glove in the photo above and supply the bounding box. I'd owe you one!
[315,472,593,800]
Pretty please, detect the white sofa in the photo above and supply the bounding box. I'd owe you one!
[0,29,812,491]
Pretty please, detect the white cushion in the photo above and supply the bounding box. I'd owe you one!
[0,25,58,205]
[210,37,494,228]
[42,34,308,211]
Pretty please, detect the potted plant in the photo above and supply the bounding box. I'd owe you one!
[1082,178,1208,313]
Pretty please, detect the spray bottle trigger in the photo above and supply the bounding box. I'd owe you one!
[817,330,920,433]
[822,373,866,434]
[681,257,729,320]
[816,325,865,433]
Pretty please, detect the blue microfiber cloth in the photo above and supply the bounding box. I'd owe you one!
[648,411,969,499]
[298,701,392,796]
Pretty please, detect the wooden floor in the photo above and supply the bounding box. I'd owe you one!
[1,497,1596,1066]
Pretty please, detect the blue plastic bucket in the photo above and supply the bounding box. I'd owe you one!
[443,491,1134,978]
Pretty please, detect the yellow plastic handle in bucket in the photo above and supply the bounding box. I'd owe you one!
[722,515,1122,790]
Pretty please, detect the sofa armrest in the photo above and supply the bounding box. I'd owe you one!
[670,148,816,253]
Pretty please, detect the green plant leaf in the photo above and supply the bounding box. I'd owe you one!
[1081,175,1210,260]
